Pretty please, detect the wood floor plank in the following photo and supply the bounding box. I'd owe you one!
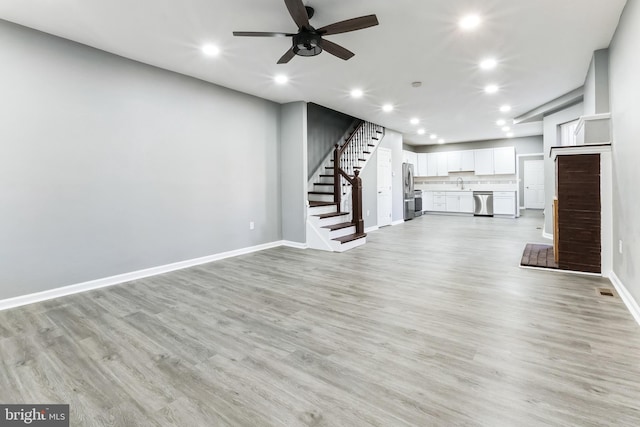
[1,211,639,426]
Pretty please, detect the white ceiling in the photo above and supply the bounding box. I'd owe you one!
[0,0,627,145]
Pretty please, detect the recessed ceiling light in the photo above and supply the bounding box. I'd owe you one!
[410,118,420,125]
[430,134,437,140]
[350,89,363,98]
[484,84,499,94]
[382,104,394,112]
[480,58,497,70]
[506,132,514,138]
[417,128,426,135]
[201,44,220,57]
[502,126,511,132]
[274,74,288,84]
[500,105,511,113]
[496,119,506,126]
[459,14,481,31]
[438,138,445,144]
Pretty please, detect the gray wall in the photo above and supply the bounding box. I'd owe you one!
[307,103,356,179]
[280,102,307,243]
[542,103,584,234]
[583,49,611,116]
[609,0,640,301]
[0,20,282,299]
[408,135,543,154]
[379,129,404,223]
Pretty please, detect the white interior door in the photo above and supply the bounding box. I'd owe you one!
[524,160,545,209]
[377,148,393,227]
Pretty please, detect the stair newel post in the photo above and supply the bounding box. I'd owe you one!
[352,169,364,235]
[333,143,341,212]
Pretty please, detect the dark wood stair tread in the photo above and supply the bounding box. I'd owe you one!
[322,222,354,231]
[314,211,349,219]
[368,144,375,147]
[320,174,333,178]
[363,151,371,154]
[308,191,333,195]
[309,201,337,207]
[332,233,367,244]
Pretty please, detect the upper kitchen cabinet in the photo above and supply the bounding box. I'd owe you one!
[436,152,448,176]
[426,153,438,177]
[403,150,418,166]
[447,151,462,172]
[416,153,428,176]
[493,146,516,175]
[474,149,494,175]
[461,151,475,171]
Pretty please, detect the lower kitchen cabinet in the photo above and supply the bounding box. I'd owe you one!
[459,194,474,213]
[433,192,446,212]
[493,191,516,216]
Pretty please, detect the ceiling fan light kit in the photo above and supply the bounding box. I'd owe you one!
[293,32,322,57]
[233,0,379,63]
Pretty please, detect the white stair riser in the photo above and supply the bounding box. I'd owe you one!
[316,214,351,227]
[330,236,366,252]
[317,177,334,185]
[328,226,356,239]
[308,205,338,216]
[308,193,335,203]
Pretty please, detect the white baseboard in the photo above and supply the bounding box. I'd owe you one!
[281,240,308,249]
[520,206,526,210]
[542,231,553,240]
[365,226,379,233]
[609,271,640,326]
[391,220,404,226]
[0,240,291,312]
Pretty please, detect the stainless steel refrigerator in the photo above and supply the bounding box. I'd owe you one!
[403,163,415,220]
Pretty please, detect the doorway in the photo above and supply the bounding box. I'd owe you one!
[524,160,545,209]
[377,148,393,227]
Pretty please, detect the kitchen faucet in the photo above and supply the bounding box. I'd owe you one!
[456,177,464,190]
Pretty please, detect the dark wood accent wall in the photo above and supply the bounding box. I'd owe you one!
[556,154,601,273]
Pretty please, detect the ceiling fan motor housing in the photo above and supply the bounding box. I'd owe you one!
[293,31,322,56]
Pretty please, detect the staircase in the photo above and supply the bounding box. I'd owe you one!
[306,121,385,252]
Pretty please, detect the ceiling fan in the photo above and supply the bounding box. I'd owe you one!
[232,0,379,64]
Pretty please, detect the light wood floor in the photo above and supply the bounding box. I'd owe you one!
[1,211,640,426]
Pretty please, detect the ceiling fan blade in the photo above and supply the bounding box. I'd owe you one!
[277,48,296,64]
[233,31,295,37]
[284,0,310,29]
[321,39,355,61]
[318,15,379,35]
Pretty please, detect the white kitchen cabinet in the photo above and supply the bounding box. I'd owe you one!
[460,193,474,213]
[416,153,428,176]
[493,146,516,174]
[445,193,460,212]
[433,192,447,211]
[426,153,438,177]
[403,150,418,166]
[474,149,494,175]
[436,152,448,176]
[493,191,516,215]
[461,150,475,171]
[448,150,475,172]
[423,191,434,211]
[447,151,461,172]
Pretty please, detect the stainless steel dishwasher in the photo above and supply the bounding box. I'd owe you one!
[473,191,494,216]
